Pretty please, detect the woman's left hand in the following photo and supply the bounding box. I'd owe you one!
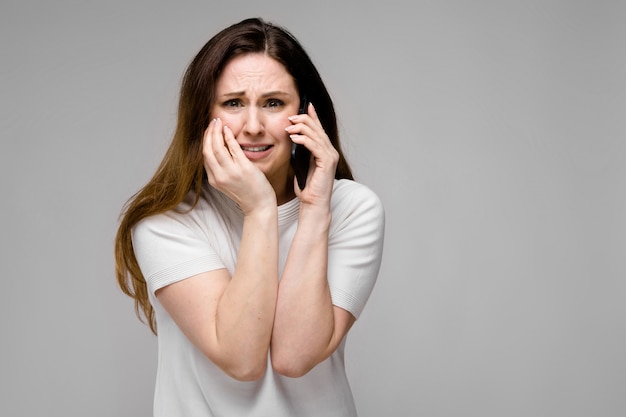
[285,103,338,208]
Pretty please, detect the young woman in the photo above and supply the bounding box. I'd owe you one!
[115,17,385,417]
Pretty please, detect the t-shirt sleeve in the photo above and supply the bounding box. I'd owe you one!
[327,182,385,319]
[131,212,226,296]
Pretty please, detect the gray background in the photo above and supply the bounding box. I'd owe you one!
[1,1,625,416]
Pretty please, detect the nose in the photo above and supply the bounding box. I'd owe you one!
[242,107,265,137]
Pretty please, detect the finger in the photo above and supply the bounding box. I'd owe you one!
[203,119,220,165]
[288,105,321,129]
[223,125,244,160]
[210,118,232,164]
[203,118,216,147]
[307,102,319,121]
[286,120,325,146]
[289,123,333,159]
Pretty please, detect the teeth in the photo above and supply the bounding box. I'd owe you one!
[242,145,270,152]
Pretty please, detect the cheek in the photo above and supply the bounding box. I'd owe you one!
[269,127,291,149]
[267,118,292,140]
[216,114,243,134]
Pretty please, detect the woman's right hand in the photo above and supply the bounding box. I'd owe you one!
[203,118,276,214]
[158,117,280,381]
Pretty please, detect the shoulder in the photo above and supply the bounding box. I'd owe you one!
[329,179,385,235]
[331,179,385,218]
[132,188,212,241]
[130,187,229,288]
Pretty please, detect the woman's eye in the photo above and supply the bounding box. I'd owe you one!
[265,99,284,109]
[223,99,241,108]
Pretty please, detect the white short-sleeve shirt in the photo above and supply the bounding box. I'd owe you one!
[132,179,385,417]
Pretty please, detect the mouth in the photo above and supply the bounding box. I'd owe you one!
[240,144,273,160]
[241,145,272,152]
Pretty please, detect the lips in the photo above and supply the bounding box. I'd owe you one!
[240,144,273,160]
[241,145,272,152]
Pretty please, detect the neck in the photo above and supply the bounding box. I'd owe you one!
[273,175,296,205]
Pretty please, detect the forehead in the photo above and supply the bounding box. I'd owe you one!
[216,53,296,93]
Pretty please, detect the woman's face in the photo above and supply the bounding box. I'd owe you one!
[211,53,300,201]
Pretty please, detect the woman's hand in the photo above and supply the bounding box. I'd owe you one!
[285,103,338,208]
[203,118,276,214]
[158,117,280,381]
[272,103,349,377]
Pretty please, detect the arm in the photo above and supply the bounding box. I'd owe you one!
[156,119,279,381]
[271,104,354,377]
[271,204,356,377]
[155,209,277,381]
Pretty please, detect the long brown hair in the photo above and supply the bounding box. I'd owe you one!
[115,17,353,334]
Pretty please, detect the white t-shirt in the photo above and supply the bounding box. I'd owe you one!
[132,179,385,417]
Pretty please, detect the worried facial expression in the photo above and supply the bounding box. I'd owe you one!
[211,53,300,200]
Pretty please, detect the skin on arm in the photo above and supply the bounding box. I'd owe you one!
[271,104,356,378]
[155,119,279,381]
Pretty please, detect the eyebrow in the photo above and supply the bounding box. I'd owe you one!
[220,90,291,98]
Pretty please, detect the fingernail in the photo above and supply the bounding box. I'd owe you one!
[285,125,295,132]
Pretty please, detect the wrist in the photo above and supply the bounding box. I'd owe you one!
[240,192,277,217]
[247,205,278,219]
[298,204,331,231]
